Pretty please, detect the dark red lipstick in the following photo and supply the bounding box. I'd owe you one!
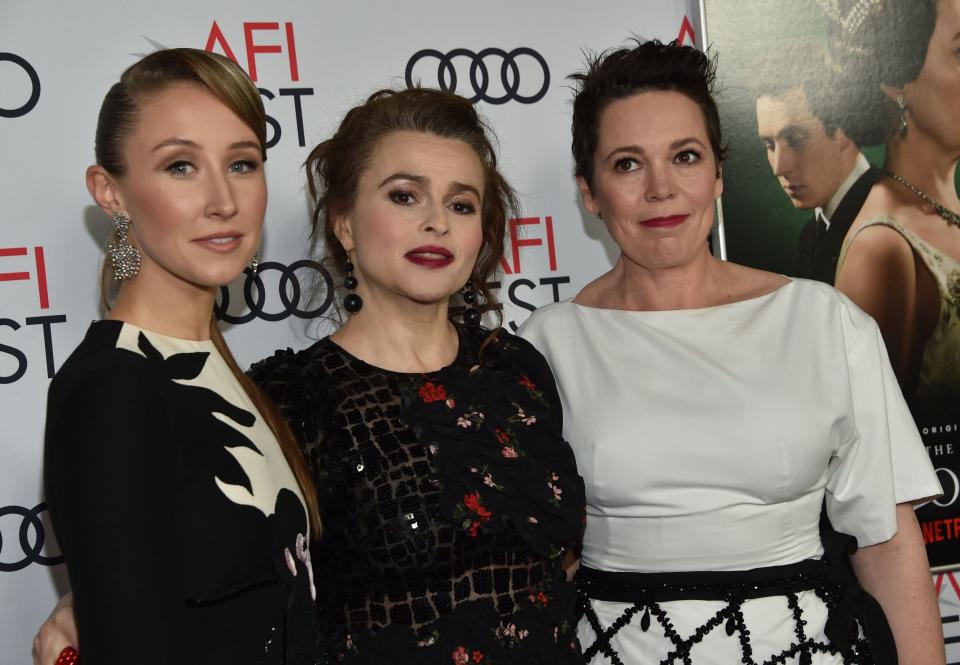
[405,245,454,268]
[639,214,689,228]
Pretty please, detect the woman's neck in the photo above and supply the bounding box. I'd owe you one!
[608,249,725,311]
[885,129,960,210]
[108,270,217,340]
[331,294,459,373]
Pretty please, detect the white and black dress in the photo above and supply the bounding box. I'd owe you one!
[519,280,941,665]
[45,320,323,665]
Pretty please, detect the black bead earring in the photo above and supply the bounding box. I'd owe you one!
[461,280,480,326]
[343,260,363,313]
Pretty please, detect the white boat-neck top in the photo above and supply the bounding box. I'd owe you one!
[519,279,940,573]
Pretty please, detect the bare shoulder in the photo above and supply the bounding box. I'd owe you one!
[842,219,914,268]
[843,179,914,244]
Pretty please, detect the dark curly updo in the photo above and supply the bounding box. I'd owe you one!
[304,88,520,322]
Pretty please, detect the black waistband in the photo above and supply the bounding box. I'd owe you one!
[577,559,833,603]
[577,559,897,665]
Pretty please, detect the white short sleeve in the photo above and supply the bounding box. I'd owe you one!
[826,317,941,547]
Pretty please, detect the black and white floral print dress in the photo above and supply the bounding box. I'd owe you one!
[45,320,323,665]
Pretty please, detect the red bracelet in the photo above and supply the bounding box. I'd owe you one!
[55,646,79,665]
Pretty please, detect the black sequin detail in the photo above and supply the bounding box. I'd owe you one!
[250,326,585,664]
[576,561,876,665]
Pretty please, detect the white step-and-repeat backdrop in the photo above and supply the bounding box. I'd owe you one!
[2,2,956,663]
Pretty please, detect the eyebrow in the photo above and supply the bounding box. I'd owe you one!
[379,172,427,187]
[605,137,706,161]
[758,125,806,141]
[151,138,261,152]
[379,172,481,198]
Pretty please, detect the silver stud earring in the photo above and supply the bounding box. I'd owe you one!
[107,211,141,280]
[250,251,259,276]
[896,93,908,138]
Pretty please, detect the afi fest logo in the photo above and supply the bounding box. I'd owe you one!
[0,52,41,118]
[491,216,570,332]
[0,246,67,384]
[204,21,313,148]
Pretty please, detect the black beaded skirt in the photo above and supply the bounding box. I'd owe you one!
[576,559,894,665]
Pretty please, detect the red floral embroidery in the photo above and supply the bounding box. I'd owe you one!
[495,428,511,444]
[419,381,448,403]
[528,590,549,607]
[451,645,487,664]
[462,491,492,536]
[518,373,548,406]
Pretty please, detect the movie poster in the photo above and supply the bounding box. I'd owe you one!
[702,0,960,572]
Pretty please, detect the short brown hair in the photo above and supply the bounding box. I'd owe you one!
[570,39,726,189]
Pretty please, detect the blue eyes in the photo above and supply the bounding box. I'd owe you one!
[230,160,259,174]
[164,160,260,176]
[166,161,194,176]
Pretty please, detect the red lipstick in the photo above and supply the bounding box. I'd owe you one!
[639,214,688,228]
[405,245,454,268]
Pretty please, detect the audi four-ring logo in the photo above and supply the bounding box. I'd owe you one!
[215,260,334,324]
[0,502,62,572]
[405,47,550,105]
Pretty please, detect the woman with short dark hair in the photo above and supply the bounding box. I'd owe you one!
[520,39,943,664]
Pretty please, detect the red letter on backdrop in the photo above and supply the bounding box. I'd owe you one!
[244,22,282,82]
[677,16,696,47]
[205,21,240,65]
[510,218,545,274]
[284,22,300,81]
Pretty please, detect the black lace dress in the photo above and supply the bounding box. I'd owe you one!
[249,325,585,664]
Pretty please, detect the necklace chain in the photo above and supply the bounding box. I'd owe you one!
[883,170,960,228]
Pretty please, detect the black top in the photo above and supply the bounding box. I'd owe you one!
[796,168,877,284]
[45,321,322,665]
[250,325,586,665]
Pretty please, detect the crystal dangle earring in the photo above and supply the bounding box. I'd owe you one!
[896,93,908,138]
[107,211,141,280]
[343,259,363,313]
[250,251,260,276]
[461,278,481,326]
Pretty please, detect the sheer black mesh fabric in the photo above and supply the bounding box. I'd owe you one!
[250,331,583,664]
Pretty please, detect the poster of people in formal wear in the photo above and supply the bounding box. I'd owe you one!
[703,0,960,572]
